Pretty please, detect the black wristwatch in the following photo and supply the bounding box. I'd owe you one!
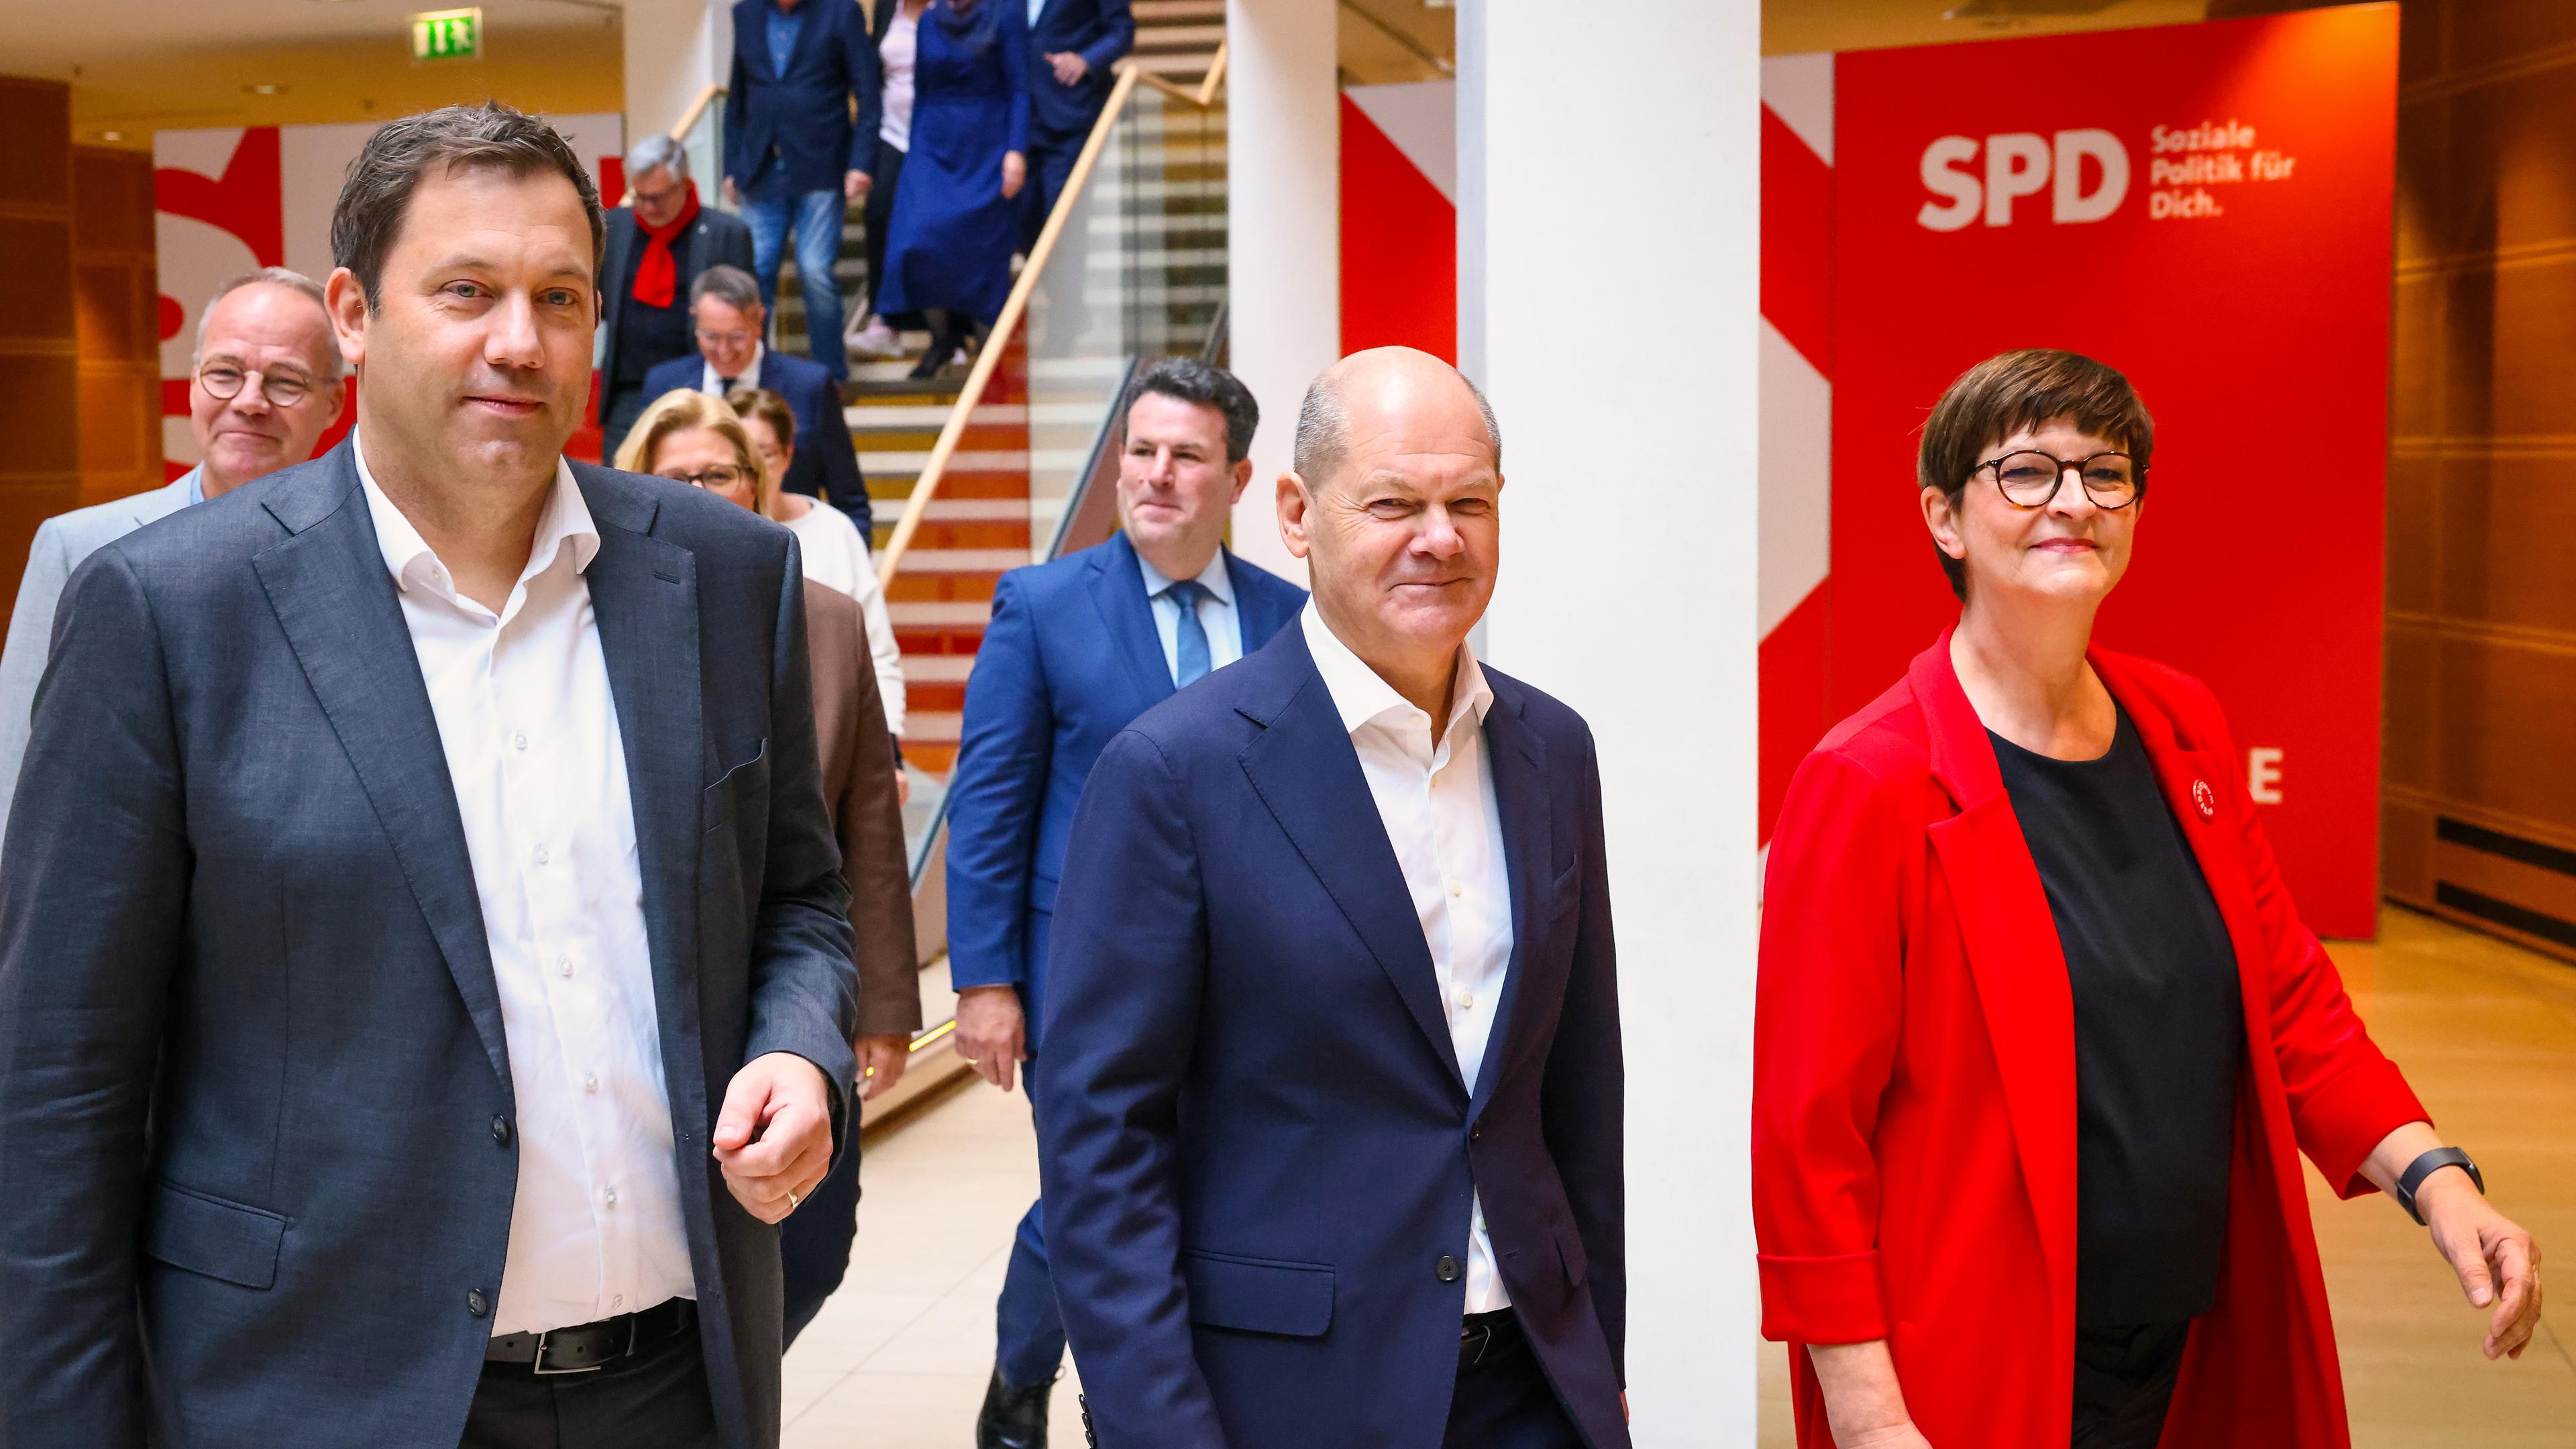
[2393,1146,2483,1226]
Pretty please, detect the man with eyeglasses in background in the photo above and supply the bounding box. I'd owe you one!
[0,266,347,851]
[641,263,870,536]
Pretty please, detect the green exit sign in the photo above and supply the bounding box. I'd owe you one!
[411,8,482,62]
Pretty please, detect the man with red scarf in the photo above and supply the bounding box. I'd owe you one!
[600,133,755,460]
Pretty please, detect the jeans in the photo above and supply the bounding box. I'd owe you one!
[743,187,851,380]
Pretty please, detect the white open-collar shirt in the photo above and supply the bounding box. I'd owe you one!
[354,434,694,1335]
[1299,604,1514,1314]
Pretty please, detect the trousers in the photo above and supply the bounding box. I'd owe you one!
[460,1315,720,1449]
[1444,1310,1589,1449]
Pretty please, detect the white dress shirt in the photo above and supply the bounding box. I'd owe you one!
[354,434,694,1335]
[1299,604,1513,1313]
[784,500,908,735]
[879,5,918,151]
[1134,548,1242,684]
[703,341,764,398]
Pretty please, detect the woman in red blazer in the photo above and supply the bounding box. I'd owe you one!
[1754,350,2542,1449]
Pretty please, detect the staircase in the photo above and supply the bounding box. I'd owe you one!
[763,5,1225,785]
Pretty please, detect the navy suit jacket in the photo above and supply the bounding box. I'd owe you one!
[943,532,1303,1046]
[1027,0,1134,143]
[724,0,882,195]
[600,203,757,396]
[0,442,858,1449]
[1034,622,1629,1449]
[643,348,871,535]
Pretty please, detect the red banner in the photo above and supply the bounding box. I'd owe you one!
[1816,6,2396,936]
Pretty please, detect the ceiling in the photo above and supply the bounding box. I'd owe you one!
[3,0,619,77]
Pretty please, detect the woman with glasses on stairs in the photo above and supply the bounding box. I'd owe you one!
[615,388,921,1346]
[1754,349,2542,1449]
[871,0,1030,380]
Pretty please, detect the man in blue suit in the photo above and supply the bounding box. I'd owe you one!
[1038,348,1629,1449]
[1023,0,1134,241]
[945,355,1304,1449]
[0,103,855,1449]
[722,0,880,381]
[642,264,871,535]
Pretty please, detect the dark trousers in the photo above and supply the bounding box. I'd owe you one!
[2070,1320,2190,1449]
[462,1315,720,1448]
[861,138,920,328]
[1444,1311,1587,1449]
[781,1130,864,1346]
[1017,131,1086,253]
[995,1050,1067,1389]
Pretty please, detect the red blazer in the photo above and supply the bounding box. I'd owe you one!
[1754,633,2427,1449]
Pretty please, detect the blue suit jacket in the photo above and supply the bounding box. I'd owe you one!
[1034,622,1629,1449]
[1027,0,1133,142]
[943,532,1303,1044]
[0,442,858,1448]
[643,348,871,535]
[724,0,883,195]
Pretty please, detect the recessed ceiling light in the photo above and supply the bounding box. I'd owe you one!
[246,83,284,95]
[101,130,124,141]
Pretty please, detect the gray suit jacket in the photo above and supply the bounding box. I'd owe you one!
[0,472,197,856]
[0,441,858,1448]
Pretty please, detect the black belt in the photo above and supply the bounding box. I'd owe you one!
[485,1297,695,1376]
[1460,1307,1518,1363]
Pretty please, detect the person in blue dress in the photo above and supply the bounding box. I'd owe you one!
[875,0,1031,380]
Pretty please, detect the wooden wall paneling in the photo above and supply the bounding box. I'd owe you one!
[0,78,84,647]
[72,145,160,510]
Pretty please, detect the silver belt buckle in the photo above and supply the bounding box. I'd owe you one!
[529,1324,610,1376]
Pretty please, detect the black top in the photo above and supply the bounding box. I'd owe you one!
[1990,707,2244,1328]
[612,222,698,392]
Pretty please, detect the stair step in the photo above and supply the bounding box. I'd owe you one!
[1134,0,1223,18]
[1135,23,1225,48]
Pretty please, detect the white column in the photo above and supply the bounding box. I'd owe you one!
[1224,0,1339,588]
[623,0,733,173]
[1460,3,1764,1442]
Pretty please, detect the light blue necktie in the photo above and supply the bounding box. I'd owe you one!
[1164,580,1212,687]
[1028,0,1046,28]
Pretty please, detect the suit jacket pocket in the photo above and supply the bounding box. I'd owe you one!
[1550,858,1581,919]
[1182,1248,1334,1338]
[702,738,770,833]
[142,1180,286,1290]
[1552,1215,1589,1288]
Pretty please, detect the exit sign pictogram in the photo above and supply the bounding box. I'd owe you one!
[411,8,482,62]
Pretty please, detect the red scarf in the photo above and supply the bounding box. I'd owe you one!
[630,181,703,309]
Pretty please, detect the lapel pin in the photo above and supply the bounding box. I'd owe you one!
[2192,779,2217,820]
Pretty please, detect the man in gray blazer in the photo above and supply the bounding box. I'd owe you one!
[0,103,856,1448]
[0,265,346,849]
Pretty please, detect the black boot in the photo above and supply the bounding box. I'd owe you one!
[975,1365,1053,1449]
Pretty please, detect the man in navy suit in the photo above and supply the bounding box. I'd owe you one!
[722,0,880,381]
[0,103,853,1449]
[1038,347,1629,1449]
[642,264,871,535]
[945,356,1305,1449]
[1022,0,1134,242]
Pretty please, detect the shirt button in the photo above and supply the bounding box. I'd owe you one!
[604,1186,619,1207]
[613,1294,625,1309]
[584,1073,598,1093]
[533,845,550,865]
[466,1288,489,1318]
[1449,881,1464,898]
[558,957,574,979]
[1434,1254,1462,1284]
[1453,987,1474,1010]
[513,732,529,751]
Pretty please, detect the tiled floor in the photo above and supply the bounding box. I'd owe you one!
[788,906,2571,1448]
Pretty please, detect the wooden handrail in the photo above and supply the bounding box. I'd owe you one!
[667,83,726,145]
[877,50,1222,586]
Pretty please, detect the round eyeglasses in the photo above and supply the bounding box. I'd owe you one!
[1973,449,2143,511]
[197,362,317,409]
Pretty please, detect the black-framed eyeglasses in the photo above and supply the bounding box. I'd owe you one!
[197,361,317,409]
[1974,449,2143,511]
[660,466,746,490]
